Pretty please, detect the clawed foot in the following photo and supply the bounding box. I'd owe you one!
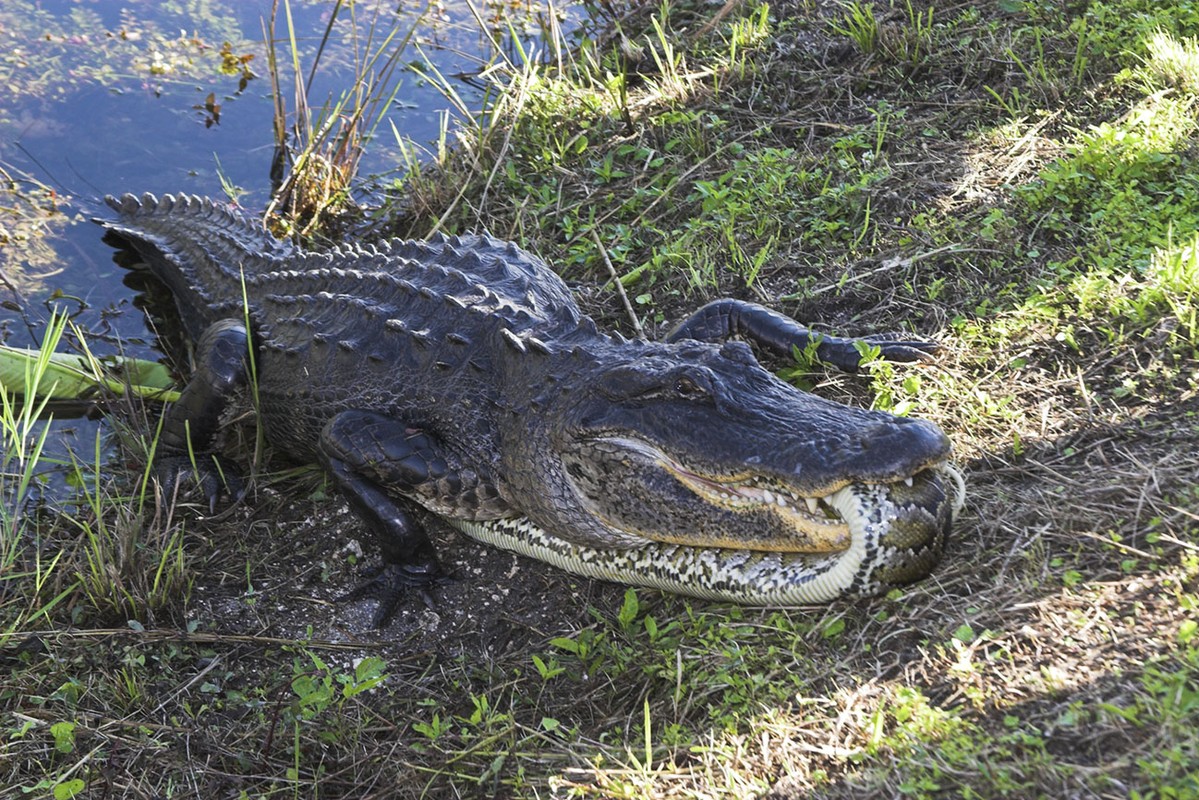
[816,332,942,372]
[337,555,450,628]
[154,453,246,512]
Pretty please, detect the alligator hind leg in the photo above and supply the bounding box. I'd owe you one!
[156,319,249,510]
[667,298,940,372]
[320,410,488,626]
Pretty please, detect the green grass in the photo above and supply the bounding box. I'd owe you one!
[1,313,74,639]
[0,310,199,640]
[383,1,1199,794]
[6,0,1199,797]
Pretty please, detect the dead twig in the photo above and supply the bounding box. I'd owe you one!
[591,228,645,339]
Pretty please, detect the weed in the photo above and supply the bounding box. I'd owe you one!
[263,0,419,239]
[1023,92,1199,274]
[722,3,772,81]
[1,312,77,636]
[69,431,190,626]
[1135,28,1199,92]
[1078,0,1199,71]
[832,2,881,55]
[879,0,937,69]
[647,14,687,99]
[1148,234,1199,344]
[1101,641,1199,796]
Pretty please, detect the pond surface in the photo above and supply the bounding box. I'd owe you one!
[0,0,576,351]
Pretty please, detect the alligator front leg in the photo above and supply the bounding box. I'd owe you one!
[156,318,249,509]
[667,298,940,372]
[319,411,494,626]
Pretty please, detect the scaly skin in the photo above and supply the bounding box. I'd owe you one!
[100,192,961,624]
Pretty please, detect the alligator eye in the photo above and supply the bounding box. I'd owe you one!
[673,374,709,399]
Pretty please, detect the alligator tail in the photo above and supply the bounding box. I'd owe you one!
[100,193,294,338]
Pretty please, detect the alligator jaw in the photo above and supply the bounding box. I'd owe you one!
[665,465,852,551]
[597,436,856,553]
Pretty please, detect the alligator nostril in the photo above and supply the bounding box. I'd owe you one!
[719,340,757,365]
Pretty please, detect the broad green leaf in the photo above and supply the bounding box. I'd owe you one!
[0,344,180,402]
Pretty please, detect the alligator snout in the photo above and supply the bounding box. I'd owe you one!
[844,416,952,482]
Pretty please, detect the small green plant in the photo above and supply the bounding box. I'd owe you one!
[723,3,772,80]
[831,1,880,55]
[283,650,389,782]
[411,710,452,742]
[899,0,935,65]
[290,651,387,719]
[648,14,687,98]
[983,83,1027,118]
[531,652,565,681]
[1148,234,1199,344]
[777,338,826,389]
[49,720,76,754]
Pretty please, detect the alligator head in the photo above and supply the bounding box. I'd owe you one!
[496,335,960,601]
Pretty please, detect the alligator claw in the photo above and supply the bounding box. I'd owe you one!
[337,558,449,628]
[155,453,245,512]
[869,334,941,361]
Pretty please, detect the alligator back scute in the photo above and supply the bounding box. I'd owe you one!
[375,233,581,324]
[105,193,295,268]
[103,193,600,434]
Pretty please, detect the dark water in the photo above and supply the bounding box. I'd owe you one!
[0,0,572,349]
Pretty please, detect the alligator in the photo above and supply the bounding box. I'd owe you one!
[100,192,964,624]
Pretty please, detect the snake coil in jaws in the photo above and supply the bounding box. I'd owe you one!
[454,462,965,604]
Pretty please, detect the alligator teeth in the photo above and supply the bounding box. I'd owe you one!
[903,476,914,487]
[620,434,852,526]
